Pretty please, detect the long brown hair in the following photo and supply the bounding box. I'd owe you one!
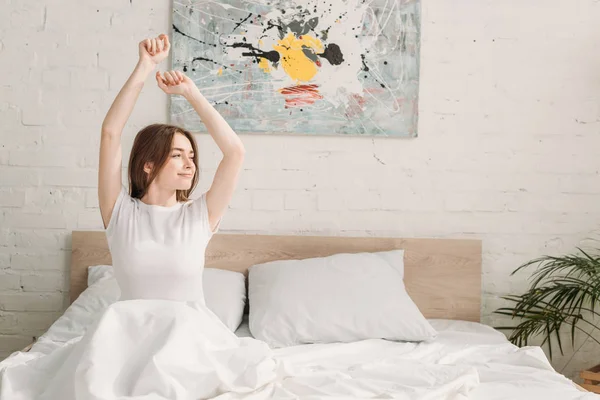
[128,123,199,202]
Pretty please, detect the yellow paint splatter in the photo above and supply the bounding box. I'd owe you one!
[272,33,324,82]
[258,58,271,73]
[217,68,223,76]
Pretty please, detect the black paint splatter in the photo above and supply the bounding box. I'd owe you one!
[232,13,253,33]
[360,54,369,71]
[191,57,243,74]
[360,54,386,88]
[259,20,284,40]
[319,43,343,65]
[228,42,280,64]
[172,24,217,48]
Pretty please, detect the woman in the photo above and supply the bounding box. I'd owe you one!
[98,34,244,303]
[0,35,279,400]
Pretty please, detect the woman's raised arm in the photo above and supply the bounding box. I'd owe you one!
[99,34,170,229]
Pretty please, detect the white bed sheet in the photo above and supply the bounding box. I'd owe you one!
[268,319,594,399]
[3,299,595,399]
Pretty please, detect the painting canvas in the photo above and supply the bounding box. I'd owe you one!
[170,0,421,137]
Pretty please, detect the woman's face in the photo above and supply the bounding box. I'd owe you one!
[152,132,196,191]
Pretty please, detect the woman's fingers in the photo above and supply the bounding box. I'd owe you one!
[174,71,183,84]
[156,72,168,89]
[143,34,170,57]
[158,71,174,86]
[161,34,170,52]
[156,72,166,85]
[156,70,185,92]
[164,71,177,85]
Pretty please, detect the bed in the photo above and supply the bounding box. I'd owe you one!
[7,231,593,399]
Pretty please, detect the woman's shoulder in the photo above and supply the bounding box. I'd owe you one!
[105,185,136,238]
[185,192,218,237]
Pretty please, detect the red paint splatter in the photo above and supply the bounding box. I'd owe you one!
[363,87,386,95]
[345,93,367,117]
[279,84,323,108]
[245,70,253,98]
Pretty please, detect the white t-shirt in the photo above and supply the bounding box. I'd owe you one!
[105,186,219,303]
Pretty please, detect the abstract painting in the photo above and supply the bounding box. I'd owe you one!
[170,0,421,137]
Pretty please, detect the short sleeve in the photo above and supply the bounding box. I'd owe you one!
[195,192,221,238]
[105,185,132,240]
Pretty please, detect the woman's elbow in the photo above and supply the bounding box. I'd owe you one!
[228,143,245,159]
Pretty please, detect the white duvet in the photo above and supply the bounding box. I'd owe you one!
[0,299,596,400]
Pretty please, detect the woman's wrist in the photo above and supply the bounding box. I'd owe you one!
[183,85,203,101]
[136,58,156,76]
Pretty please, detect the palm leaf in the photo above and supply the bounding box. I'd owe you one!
[494,247,600,359]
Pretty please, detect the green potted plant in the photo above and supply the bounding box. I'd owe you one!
[494,246,600,392]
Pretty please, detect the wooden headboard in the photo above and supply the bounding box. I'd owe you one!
[71,231,482,322]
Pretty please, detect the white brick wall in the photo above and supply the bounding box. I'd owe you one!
[1,0,600,382]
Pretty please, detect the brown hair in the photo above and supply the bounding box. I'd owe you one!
[128,123,199,202]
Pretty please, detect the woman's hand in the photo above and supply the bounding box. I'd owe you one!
[138,34,170,66]
[156,70,197,97]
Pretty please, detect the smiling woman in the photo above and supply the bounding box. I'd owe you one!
[127,124,200,207]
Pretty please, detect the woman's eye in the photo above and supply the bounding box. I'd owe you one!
[172,154,181,158]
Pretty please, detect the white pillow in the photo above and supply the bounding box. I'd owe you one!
[201,268,246,332]
[248,250,437,348]
[87,265,246,332]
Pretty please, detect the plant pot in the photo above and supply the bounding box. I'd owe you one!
[580,364,600,393]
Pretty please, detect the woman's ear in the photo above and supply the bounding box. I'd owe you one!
[143,161,154,174]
